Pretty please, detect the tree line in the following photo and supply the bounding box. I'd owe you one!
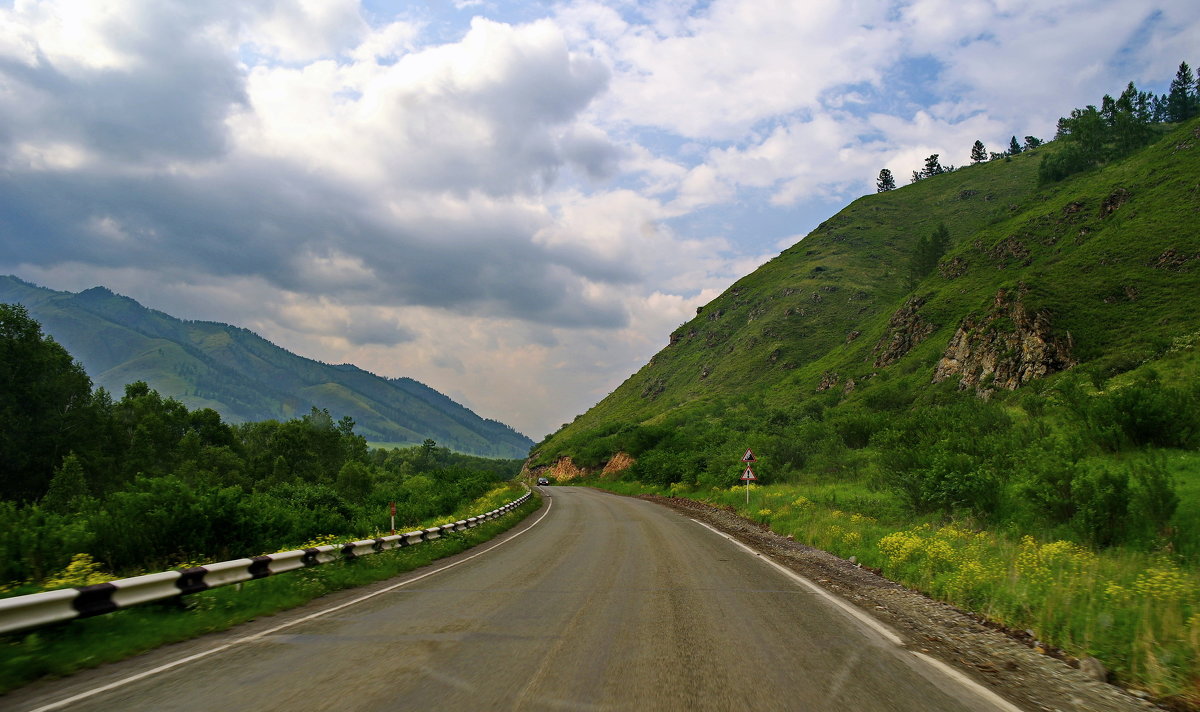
[876,60,1199,192]
[0,304,520,586]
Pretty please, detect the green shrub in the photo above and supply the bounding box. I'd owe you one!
[1070,463,1129,547]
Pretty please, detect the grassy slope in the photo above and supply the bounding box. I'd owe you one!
[535,119,1200,462]
[0,279,533,458]
[530,120,1200,703]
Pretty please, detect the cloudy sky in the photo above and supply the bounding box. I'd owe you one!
[1,0,1196,439]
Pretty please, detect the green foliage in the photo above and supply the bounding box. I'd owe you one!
[970,140,987,163]
[89,477,285,571]
[871,400,1012,516]
[1167,61,1198,123]
[876,168,896,192]
[1130,456,1179,541]
[335,460,373,502]
[0,311,519,584]
[0,489,537,694]
[1055,374,1199,452]
[42,453,88,514]
[1039,73,1182,183]
[0,303,96,502]
[1069,462,1129,547]
[0,502,92,583]
[907,222,950,285]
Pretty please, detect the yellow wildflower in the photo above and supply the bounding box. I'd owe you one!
[42,554,116,589]
[1132,567,1196,601]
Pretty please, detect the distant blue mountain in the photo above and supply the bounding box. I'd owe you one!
[0,276,532,458]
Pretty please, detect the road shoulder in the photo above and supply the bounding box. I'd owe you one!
[641,494,1161,712]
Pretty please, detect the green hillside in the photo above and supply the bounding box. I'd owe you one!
[0,279,532,458]
[530,113,1200,702]
[534,117,1200,467]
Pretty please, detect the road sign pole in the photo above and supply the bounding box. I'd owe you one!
[738,458,757,505]
[389,501,397,535]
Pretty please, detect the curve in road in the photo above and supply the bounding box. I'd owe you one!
[8,487,1021,711]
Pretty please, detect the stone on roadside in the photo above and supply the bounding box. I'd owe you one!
[1079,656,1107,682]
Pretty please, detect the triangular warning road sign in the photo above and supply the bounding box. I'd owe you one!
[740,465,757,481]
[741,449,756,463]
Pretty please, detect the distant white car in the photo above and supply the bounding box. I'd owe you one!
[537,477,550,486]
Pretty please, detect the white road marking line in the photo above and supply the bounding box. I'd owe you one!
[27,495,554,712]
[690,519,903,645]
[690,518,1025,712]
[911,652,1026,712]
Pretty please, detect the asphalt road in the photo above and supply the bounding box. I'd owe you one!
[8,487,1019,711]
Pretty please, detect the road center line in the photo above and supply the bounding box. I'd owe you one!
[27,492,554,712]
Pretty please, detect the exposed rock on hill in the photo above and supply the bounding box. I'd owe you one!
[1152,247,1199,271]
[933,286,1075,392]
[602,452,635,476]
[873,297,937,368]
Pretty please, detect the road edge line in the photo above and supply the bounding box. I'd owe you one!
[910,652,1026,712]
[689,518,903,645]
[27,493,555,712]
[689,517,1025,712]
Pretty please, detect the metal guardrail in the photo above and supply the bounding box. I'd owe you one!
[0,491,533,635]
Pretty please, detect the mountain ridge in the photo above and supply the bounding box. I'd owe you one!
[0,276,532,458]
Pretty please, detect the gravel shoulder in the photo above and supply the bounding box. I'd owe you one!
[640,494,1167,712]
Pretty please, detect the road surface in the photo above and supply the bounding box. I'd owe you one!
[7,487,1019,711]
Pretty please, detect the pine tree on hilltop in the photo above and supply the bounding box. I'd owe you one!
[876,168,896,192]
[970,140,987,163]
[1009,136,1023,155]
[1167,61,1198,122]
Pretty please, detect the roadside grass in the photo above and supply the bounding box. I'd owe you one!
[577,478,1200,705]
[0,485,539,694]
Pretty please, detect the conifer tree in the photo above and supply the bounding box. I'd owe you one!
[907,222,950,285]
[1167,61,1197,122]
[970,140,987,163]
[1023,136,1043,150]
[44,453,87,513]
[923,154,944,176]
[1008,136,1022,155]
[876,168,896,192]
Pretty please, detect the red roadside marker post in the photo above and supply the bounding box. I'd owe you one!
[739,449,757,504]
[389,501,397,535]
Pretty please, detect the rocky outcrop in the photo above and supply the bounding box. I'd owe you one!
[1099,187,1130,217]
[548,456,588,480]
[933,286,1075,392]
[602,452,635,477]
[873,297,936,367]
[816,371,840,391]
[1151,247,1199,271]
[938,256,968,279]
[985,236,1032,268]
